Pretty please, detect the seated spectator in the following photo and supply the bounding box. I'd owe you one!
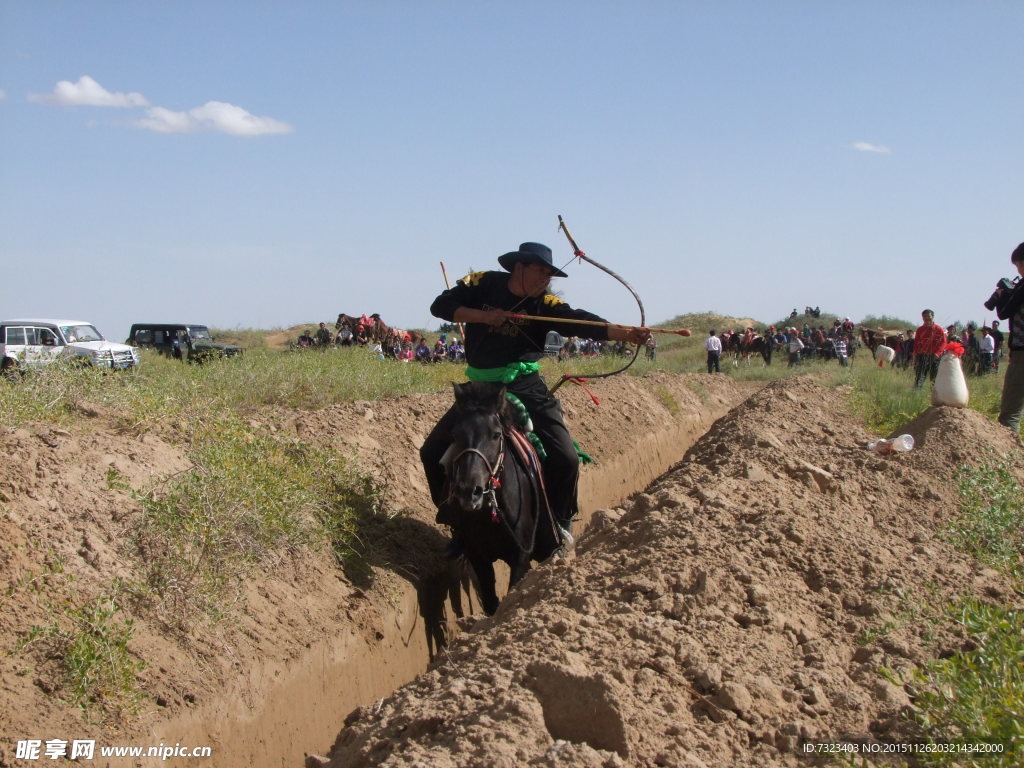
[315,322,333,347]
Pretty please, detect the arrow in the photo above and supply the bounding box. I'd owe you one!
[507,313,691,337]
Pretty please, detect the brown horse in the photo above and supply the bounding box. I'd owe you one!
[859,328,904,354]
[336,313,392,344]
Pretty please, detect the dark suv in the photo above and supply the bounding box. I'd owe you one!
[126,324,242,362]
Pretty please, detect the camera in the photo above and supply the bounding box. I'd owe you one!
[983,276,1021,311]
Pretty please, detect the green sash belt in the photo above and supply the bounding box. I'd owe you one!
[465,361,540,383]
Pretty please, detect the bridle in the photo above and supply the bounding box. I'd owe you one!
[448,431,505,523]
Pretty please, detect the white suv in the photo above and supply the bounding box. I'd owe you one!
[0,319,140,373]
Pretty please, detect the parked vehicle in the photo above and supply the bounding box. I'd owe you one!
[126,323,242,362]
[543,330,564,357]
[0,319,140,373]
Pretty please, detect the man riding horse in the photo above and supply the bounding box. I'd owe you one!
[420,241,651,559]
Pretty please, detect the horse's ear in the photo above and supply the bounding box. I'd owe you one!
[491,385,507,413]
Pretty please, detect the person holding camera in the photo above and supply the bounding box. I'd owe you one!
[991,243,1024,435]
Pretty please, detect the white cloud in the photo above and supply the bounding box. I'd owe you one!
[851,141,891,154]
[138,100,292,136]
[29,75,148,107]
[137,106,197,133]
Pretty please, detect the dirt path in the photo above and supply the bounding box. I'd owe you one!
[312,378,1019,768]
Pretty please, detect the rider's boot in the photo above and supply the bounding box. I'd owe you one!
[555,519,574,551]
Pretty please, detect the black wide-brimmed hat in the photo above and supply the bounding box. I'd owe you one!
[497,242,568,278]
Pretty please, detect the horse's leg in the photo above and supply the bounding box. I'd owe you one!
[467,552,500,616]
[508,552,531,591]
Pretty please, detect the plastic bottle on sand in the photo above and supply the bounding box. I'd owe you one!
[891,434,914,452]
[867,434,914,455]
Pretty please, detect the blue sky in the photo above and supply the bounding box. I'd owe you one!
[2,1,1022,342]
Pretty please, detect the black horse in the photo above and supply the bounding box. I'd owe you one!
[442,381,557,615]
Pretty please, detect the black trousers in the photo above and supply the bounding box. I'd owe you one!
[706,350,720,373]
[914,354,939,387]
[420,373,578,527]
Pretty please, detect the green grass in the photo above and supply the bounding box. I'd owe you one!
[17,592,144,721]
[859,314,915,331]
[945,459,1024,575]
[841,363,930,434]
[117,416,386,625]
[906,600,1023,767]
[653,385,680,415]
[837,358,1013,437]
[208,326,272,349]
[865,459,1024,767]
[0,347,467,431]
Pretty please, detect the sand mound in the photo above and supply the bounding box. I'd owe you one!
[316,379,1018,768]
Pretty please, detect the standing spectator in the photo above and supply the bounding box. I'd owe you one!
[813,326,828,360]
[645,336,657,360]
[991,319,1005,372]
[963,322,980,375]
[900,330,916,370]
[787,328,804,367]
[979,326,995,374]
[834,336,849,366]
[705,329,722,373]
[996,243,1024,435]
[763,325,776,365]
[913,309,947,389]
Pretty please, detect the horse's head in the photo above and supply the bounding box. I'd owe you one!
[446,382,507,512]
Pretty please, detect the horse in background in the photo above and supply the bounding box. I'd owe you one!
[859,328,904,354]
[441,381,556,615]
[724,332,770,366]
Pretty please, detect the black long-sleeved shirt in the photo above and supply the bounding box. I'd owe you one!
[996,281,1024,351]
[430,270,610,368]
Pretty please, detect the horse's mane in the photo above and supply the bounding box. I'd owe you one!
[454,381,514,422]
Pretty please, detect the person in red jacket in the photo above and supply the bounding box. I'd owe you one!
[913,309,947,389]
